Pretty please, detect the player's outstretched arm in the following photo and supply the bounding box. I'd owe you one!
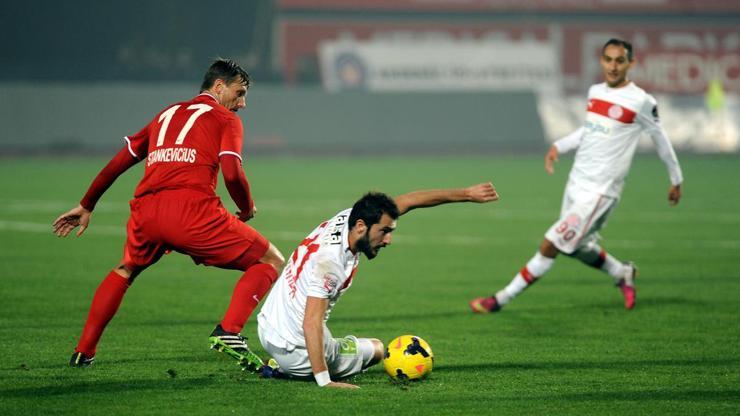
[53,205,92,237]
[52,147,139,238]
[394,182,498,216]
[303,296,359,389]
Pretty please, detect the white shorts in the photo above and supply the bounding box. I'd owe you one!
[258,326,376,380]
[544,184,617,254]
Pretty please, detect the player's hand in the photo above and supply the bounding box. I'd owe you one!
[544,145,559,175]
[668,184,681,206]
[325,381,360,389]
[237,205,257,222]
[465,182,499,203]
[52,204,92,237]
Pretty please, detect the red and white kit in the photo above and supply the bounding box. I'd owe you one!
[545,82,683,253]
[82,92,268,270]
[257,208,375,378]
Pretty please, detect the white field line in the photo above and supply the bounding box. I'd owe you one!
[2,219,739,250]
[0,220,126,236]
[0,200,126,213]
[0,220,308,241]
[3,199,740,226]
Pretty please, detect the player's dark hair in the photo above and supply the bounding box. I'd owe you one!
[349,192,400,229]
[200,59,251,92]
[602,38,634,61]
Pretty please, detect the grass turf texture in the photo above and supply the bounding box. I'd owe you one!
[0,155,738,415]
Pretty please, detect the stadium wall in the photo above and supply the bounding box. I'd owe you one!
[0,83,544,156]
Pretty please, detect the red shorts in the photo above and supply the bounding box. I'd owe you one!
[122,189,269,271]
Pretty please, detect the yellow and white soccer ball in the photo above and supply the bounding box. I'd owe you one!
[383,335,434,380]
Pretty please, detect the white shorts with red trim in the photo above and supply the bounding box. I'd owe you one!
[544,184,617,254]
[258,324,376,380]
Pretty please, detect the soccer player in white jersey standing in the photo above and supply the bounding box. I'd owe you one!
[470,38,683,314]
[257,183,498,388]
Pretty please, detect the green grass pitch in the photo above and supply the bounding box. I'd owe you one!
[1,155,738,415]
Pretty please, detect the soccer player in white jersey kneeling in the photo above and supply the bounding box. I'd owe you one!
[470,38,683,313]
[258,183,498,388]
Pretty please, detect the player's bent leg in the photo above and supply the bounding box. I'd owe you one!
[258,243,285,272]
[328,336,381,380]
[212,258,275,372]
[219,242,284,333]
[494,244,557,306]
[257,328,312,379]
[569,241,627,283]
[471,239,558,314]
[539,239,560,258]
[209,240,284,370]
[70,262,141,368]
[568,241,638,309]
[256,331,380,382]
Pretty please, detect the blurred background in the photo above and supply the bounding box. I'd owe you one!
[1,0,738,156]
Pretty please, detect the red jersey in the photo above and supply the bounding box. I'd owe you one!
[125,93,243,198]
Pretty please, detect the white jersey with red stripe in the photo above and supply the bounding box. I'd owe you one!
[554,82,683,198]
[257,208,360,349]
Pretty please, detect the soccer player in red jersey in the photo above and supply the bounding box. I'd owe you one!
[53,59,285,370]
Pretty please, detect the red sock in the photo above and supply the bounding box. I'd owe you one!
[221,263,278,333]
[75,271,130,356]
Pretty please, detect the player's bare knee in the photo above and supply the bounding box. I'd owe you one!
[539,239,560,258]
[263,258,283,274]
[114,263,140,282]
[262,244,285,271]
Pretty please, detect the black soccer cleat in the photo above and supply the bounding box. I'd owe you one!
[209,324,264,372]
[69,351,95,368]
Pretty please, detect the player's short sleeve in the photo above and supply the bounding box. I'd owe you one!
[305,254,345,299]
[124,124,151,160]
[219,115,243,160]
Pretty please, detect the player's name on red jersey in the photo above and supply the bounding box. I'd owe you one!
[131,93,243,198]
[146,147,197,167]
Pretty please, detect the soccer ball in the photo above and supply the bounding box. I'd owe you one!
[383,335,434,380]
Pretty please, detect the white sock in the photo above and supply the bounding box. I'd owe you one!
[496,275,527,306]
[496,252,555,305]
[602,253,627,282]
[527,252,555,276]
